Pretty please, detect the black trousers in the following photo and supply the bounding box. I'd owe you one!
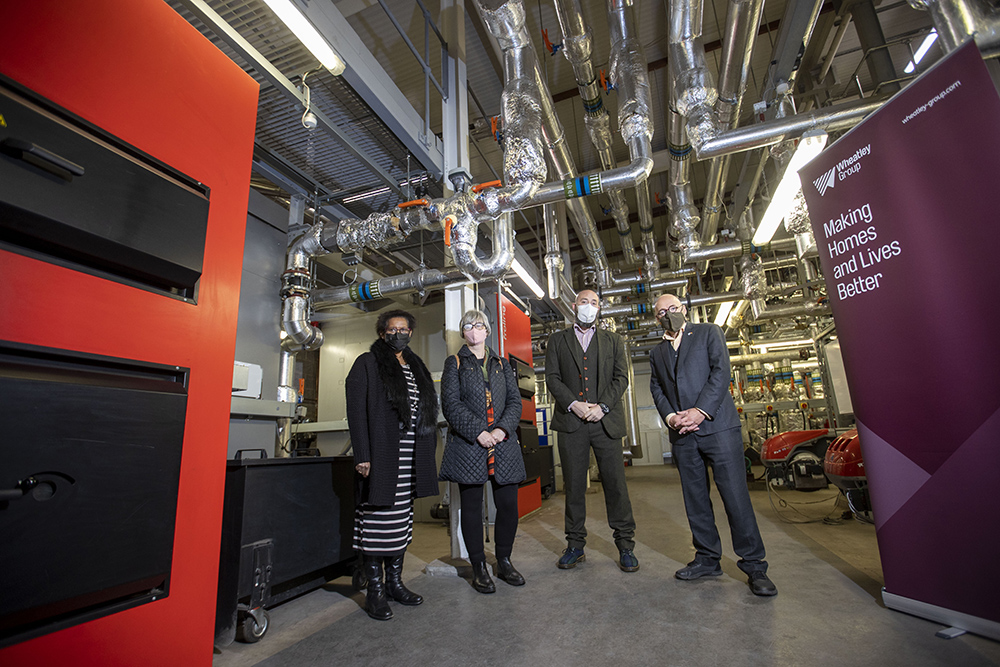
[557,421,636,551]
[673,425,767,574]
[459,478,519,563]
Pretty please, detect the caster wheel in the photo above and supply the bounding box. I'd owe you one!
[236,609,269,643]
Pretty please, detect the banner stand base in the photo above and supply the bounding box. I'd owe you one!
[883,589,1000,641]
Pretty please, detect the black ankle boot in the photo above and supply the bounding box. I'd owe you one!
[471,561,496,594]
[363,555,392,620]
[384,554,423,605]
[352,554,368,591]
[496,556,525,586]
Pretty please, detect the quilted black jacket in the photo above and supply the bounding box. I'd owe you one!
[439,345,526,485]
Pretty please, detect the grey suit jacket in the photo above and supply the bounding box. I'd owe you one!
[545,326,629,439]
[649,322,740,445]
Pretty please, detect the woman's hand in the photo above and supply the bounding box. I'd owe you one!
[355,462,371,477]
[476,431,496,448]
[490,428,506,442]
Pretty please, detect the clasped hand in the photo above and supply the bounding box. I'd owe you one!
[476,428,507,448]
[668,408,705,435]
[571,401,605,422]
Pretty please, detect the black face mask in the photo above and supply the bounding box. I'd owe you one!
[659,311,686,332]
[385,332,410,351]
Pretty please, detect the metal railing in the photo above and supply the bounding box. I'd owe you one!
[377,0,449,148]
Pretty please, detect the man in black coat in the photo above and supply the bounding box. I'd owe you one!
[648,293,777,596]
[545,289,638,573]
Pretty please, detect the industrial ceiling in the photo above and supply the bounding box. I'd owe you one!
[168,0,939,321]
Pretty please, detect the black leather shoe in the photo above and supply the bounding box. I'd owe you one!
[557,547,585,569]
[471,561,496,594]
[618,549,640,573]
[748,571,778,596]
[384,554,423,605]
[362,556,393,620]
[675,560,723,580]
[496,557,525,586]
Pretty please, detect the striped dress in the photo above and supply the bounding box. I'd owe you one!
[353,364,419,555]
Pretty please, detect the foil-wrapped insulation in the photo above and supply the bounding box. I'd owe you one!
[740,255,767,300]
[282,294,324,351]
[477,0,530,51]
[498,74,546,207]
[311,268,468,308]
[668,0,720,155]
[287,222,327,271]
[636,178,659,278]
[784,191,812,234]
[671,204,701,255]
[607,189,638,265]
[451,211,515,281]
[336,212,402,253]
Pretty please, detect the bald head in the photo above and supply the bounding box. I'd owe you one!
[654,293,683,315]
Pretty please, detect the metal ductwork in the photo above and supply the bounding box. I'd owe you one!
[729,349,811,366]
[909,0,1000,57]
[478,0,611,283]
[681,237,797,264]
[312,267,468,308]
[750,299,832,321]
[553,0,637,266]
[700,0,764,248]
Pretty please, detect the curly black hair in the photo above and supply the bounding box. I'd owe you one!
[375,309,416,336]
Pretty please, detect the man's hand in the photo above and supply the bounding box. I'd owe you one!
[584,404,605,422]
[673,408,706,434]
[571,401,595,420]
[490,428,506,442]
[477,431,497,448]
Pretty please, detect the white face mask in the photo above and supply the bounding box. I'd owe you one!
[576,302,599,324]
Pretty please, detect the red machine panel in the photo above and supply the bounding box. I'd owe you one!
[0,1,258,665]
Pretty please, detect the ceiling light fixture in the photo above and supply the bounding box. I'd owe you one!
[510,257,545,298]
[713,300,736,327]
[262,0,346,75]
[904,30,938,74]
[750,338,814,350]
[752,130,828,245]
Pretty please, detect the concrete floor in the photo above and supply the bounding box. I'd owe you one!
[213,465,1000,667]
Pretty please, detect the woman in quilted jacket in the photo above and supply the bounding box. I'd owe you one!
[440,309,527,593]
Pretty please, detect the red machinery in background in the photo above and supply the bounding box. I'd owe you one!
[761,430,835,491]
[824,429,872,520]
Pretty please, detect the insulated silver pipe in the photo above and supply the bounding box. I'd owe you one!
[477,0,610,283]
[611,266,696,284]
[543,204,564,301]
[668,105,700,254]
[752,299,831,321]
[669,0,719,154]
[282,220,326,351]
[687,290,743,307]
[910,0,1000,57]
[729,351,809,366]
[682,237,797,264]
[312,267,468,308]
[636,173,660,277]
[622,341,643,459]
[601,278,688,297]
[452,212,516,280]
[700,0,764,248]
[695,99,882,159]
[554,0,638,265]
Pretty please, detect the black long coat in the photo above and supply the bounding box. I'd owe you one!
[439,345,526,486]
[345,340,439,506]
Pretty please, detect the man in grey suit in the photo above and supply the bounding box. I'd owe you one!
[546,289,638,573]
[649,293,777,596]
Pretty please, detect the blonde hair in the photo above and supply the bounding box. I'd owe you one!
[460,309,491,335]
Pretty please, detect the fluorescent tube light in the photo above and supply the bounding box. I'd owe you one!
[904,30,938,74]
[713,300,736,327]
[752,130,828,245]
[750,338,814,350]
[262,0,346,75]
[511,257,545,298]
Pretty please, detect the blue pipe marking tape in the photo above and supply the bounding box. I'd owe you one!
[350,280,382,302]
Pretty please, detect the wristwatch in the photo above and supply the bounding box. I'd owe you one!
[598,402,610,414]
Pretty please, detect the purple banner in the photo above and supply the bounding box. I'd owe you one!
[800,41,1000,627]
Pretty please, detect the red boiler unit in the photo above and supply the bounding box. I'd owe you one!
[0,1,258,664]
[824,428,871,519]
[761,429,834,491]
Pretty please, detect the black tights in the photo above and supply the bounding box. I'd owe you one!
[459,478,519,563]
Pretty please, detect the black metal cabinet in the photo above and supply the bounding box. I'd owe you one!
[0,76,210,299]
[0,342,188,648]
[215,454,356,646]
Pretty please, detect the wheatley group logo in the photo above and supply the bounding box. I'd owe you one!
[813,167,837,196]
[812,144,871,196]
